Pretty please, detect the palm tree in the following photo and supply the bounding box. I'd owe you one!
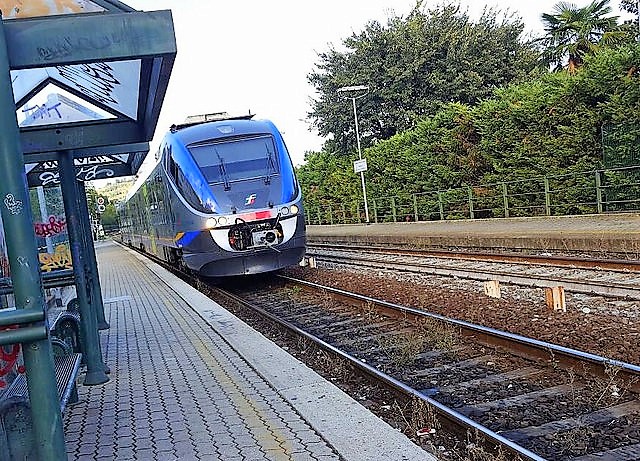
[620,0,638,16]
[537,0,632,72]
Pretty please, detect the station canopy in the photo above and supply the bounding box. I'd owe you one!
[1,0,176,186]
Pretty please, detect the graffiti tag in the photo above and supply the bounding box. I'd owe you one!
[78,165,115,181]
[39,245,73,272]
[16,257,29,268]
[22,102,62,120]
[57,62,120,105]
[39,165,115,186]
[3,194,23,215]
[38,34,115,62]
[34,216,67,238]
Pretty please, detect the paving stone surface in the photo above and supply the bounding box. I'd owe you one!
[64,242,342,460]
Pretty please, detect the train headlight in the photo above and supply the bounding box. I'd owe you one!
[280,206,290,216]
[290,204,299,215]
[218,216,228,226]
[206,217,217,228]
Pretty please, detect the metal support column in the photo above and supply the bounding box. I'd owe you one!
[59,151,108,386]
[0,16,67,461]
[77,182,109,330]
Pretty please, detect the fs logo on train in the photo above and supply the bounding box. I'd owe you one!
[245,193,257,206]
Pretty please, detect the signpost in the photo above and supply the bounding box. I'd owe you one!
[353,158,368,174]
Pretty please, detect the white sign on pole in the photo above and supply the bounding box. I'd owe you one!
[354,158,368,173]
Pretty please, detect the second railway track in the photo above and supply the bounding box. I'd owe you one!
[306,244,640,300]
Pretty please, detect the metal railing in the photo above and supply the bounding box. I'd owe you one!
[305,166,640,225]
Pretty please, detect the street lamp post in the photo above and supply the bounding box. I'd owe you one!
[337,84,370,223]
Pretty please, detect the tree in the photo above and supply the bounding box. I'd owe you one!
[620,0,638,15]
[620,0,639,39]
[85,184,99,222]
[296,151,361,210]
[307,2,538,155]
[298,43,640,212]
[536,0,633,72]
[100,202,119,231]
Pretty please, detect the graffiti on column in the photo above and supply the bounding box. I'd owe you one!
[34,215,67,238]
[38,244,72,272]
[3,194,23,215]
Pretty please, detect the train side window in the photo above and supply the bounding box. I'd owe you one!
[169,156,179,183]
[176,168,207,212]
[163,146,170,173]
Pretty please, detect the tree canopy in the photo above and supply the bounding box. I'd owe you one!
[306,2,539,155]
[299,1,639,218]
[298,43,640,211]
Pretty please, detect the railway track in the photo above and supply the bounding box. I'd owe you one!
[207,274,640,461]
[307,243,640,272]
[306,244,640,300]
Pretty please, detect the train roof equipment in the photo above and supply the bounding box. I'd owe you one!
[170,112,255,132]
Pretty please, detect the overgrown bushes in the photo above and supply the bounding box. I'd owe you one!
[298,44,640,212]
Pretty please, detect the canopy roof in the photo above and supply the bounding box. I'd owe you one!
[2,0,176,185]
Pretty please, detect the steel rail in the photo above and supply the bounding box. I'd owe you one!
[215,284,546,461]
[278,275,640,392]
[307,242,640,272]
[310,251,640,300]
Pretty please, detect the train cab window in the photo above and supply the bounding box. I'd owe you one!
[188,135,279,186]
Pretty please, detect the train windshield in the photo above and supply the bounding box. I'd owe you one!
[189,136,279,186]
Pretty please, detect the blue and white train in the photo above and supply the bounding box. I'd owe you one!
[119,113,306,276]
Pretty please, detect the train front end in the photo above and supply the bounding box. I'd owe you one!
[170,117,306,276]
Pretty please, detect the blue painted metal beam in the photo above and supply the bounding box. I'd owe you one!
[4,11,176,69]
[20,119,143,153]
[25,142,149,163]
[59,150,109,386]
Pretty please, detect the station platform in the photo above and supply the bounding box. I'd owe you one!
[306,213,640,254]
[63,241,434,461]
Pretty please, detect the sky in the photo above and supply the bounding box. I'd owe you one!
[124,0,633,172]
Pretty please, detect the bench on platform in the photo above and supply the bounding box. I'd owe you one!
[1,272,81,354]
[47,298,81,354]
[0,292,83,460]
[0,346,81,460]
